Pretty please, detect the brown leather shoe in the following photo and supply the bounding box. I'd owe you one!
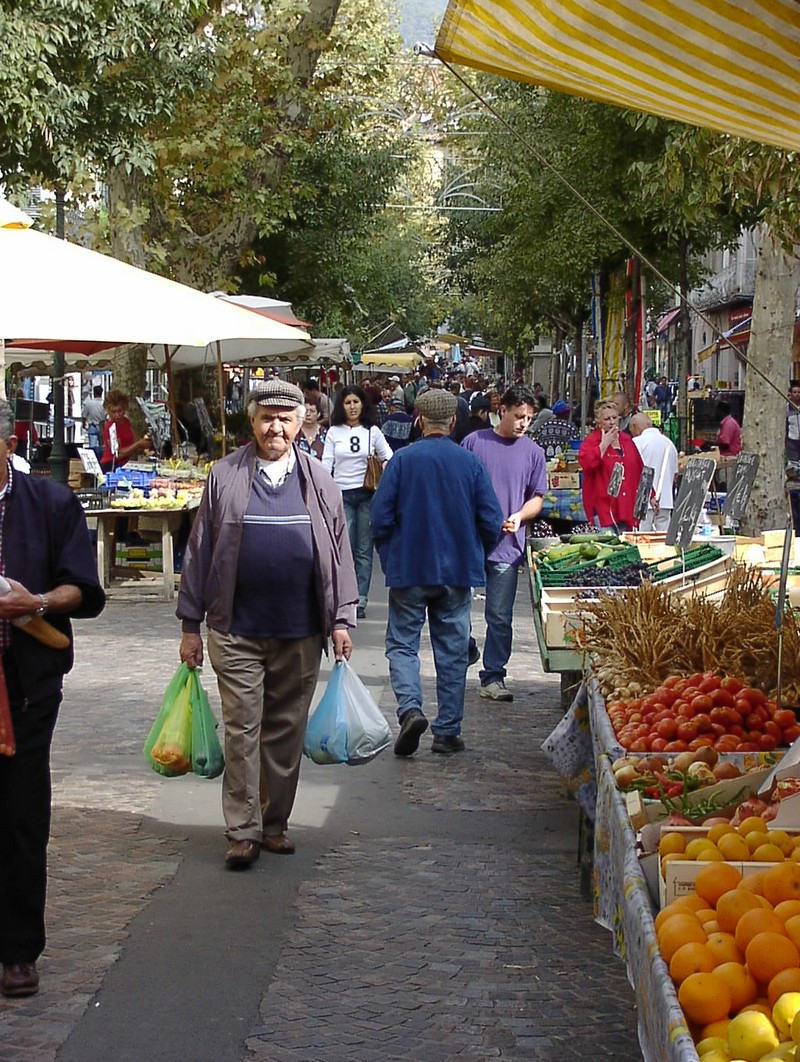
[224,839,260,869]
[1,962,39,998]
[261,833,296,855]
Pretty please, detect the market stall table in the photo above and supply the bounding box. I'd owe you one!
[93,507,187,601]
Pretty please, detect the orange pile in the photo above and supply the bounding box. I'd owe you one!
[656,846,800,1046]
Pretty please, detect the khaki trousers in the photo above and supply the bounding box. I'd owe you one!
[207,630,322,842]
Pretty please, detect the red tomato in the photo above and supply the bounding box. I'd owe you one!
[689,736,715,750]
[628,738,650,752]
[710,688,736,708]
[660,689,679,707]
[775,709,798,729]
[691,694,714,713]
[677,700,696,718]
[764,721,782,742]
[694,713,713,733]
[735,741,760,752]
[628,712,643,724]
[735,697,753,717]
[721,677,743,694]
[730,724,745,738]
[710,722,727,738]
[715,736,740,752]
[677,720,698,742]
[689,673,705,687]
[784,725,800,743]
[650,737,669,752]
[742,687,766,705]
[709,706,731,727]
[728,711,743,728]
[663,675,682,689]
[664,740,689,752]
[656,718,678,740]
[758,733,778,751]
[699,675,721,693]
[607,701,627,712]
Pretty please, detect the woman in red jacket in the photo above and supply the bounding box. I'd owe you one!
[578,399,644,530]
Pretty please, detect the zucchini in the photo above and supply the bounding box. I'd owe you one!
[567,531,619,545]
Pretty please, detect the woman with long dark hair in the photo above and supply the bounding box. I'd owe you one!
[322,385,392,618]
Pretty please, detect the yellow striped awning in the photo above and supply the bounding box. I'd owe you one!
[435,0,800,152]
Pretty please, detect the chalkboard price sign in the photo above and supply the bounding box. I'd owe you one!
[607,461,625,498]
[723,452,760,521]
[666,458,716,548]
[634,466,655,522]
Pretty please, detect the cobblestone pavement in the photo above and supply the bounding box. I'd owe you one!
[0,576,641,1061]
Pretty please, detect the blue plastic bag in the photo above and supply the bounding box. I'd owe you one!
[303,660,391,766]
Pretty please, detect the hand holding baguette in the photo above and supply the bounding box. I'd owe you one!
[0,575,70,650]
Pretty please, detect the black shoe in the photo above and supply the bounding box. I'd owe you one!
[468,640,480,666]
[394,710,428,756]
[357,605,366,619]
[1,962,39,998]
[431,734,466,754]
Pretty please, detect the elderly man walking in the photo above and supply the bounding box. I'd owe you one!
[177,379,358,869]
[371,389,503,755]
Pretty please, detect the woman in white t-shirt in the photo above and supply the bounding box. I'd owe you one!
[322,386,392,618]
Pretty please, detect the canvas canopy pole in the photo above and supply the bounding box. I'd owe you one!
[215,341,228,457]
[162,345,181,450]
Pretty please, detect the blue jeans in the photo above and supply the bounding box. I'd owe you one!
[479,562,520,686]
[386,585,471,736]
[342,488,374,606]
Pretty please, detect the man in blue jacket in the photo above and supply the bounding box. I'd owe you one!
[371,389,503,756]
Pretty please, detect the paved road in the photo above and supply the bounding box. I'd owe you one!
[0,573,640,1061]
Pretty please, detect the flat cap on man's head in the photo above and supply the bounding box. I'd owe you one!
[388,375,400,382]
[415,388,457,421]
[248,379,305,409]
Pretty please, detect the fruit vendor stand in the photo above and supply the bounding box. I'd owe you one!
[542,559,800,1062]
[87,464,207,601]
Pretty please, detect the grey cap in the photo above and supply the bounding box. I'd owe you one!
[248,379,305,409]
[415,388,457,420]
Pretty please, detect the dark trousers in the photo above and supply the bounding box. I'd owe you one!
[0,682,61,963]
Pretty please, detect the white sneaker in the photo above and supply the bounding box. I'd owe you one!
[479,680,513,702]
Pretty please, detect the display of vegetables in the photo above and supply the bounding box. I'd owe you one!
[612,747,756,816]
[582,567,800,708]
[607,671,800,754]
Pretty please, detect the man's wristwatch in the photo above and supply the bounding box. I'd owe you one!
[35,594,49,617]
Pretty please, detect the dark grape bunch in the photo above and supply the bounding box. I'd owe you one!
[569,522,597,535]
[528,519,557,538]
[559,562,652,588]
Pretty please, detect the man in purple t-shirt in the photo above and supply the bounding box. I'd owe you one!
[462,385,547,701]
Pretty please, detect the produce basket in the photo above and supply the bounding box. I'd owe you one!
[537,543,642,586]
[103,468,156,492]
[646,543,723,581]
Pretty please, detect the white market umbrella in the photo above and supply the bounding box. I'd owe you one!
[0,200,313,353]
[0,199,312,452]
